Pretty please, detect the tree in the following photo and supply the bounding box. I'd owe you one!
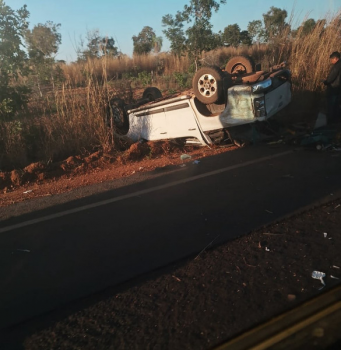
[222,24,240,47]
[301,18,316,36]
[152,35,163,53]
[240,30,252,46]
[162,0,226,63]
[83,29,118,58]
[221,24,251,47]
[263,6,289,40]
[132,26,161,55]
[162,12,186,56]
[185,17,216,58]
[0,0,30,117]
[181,0,226,21]
[25,21,61,58]
[247,7,289,43]
[291,18,316,38]
[247,20,264,43]
[25,21,64,91]
[211,31,224,48]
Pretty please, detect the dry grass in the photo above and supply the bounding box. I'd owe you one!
[288,15,341,92]
[62,53,192,87]
[1,12,341,172]
[0,72,124,170]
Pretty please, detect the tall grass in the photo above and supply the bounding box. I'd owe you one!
[1,11,340,172]
[62,53,192,87]
[0,63,124,170]
[288,15,341,92]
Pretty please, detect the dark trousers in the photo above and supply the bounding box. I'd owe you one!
[327,93,341,123]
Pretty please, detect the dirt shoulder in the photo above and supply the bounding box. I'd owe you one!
[0,141,237,209]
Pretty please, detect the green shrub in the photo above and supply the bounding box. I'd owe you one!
[137,71,152,86]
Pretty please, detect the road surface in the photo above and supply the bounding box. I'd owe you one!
[1,144,341,330]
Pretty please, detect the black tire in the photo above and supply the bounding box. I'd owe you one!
[192,66,224,105]
[225,55,255,74]
[142,87,162,101]
[107,98,128,132]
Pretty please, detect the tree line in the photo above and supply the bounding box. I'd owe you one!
[0,0,331,118]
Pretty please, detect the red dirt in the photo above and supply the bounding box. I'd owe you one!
[0,141,237,207]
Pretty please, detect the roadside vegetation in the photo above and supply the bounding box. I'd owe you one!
[0,0,340,173]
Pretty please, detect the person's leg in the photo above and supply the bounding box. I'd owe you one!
[327,95,334,123]
[327,94,338,123]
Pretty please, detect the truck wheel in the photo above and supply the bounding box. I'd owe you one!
[107,98,128,132]
[142,87,162,101]
[192,66,224,105]
[225,55,255,74]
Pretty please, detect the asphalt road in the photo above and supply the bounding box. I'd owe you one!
[1,144,341,330]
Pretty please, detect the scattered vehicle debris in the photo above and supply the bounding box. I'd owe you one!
[287,294,296,301]
[110,56,292,146]
[311,271,326,288]
[180,154,191,161]
[300,129,337,148]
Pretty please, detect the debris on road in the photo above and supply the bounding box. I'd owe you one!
[265,247,270,252]
[16,249,31,253]
[23,190,33,194]
[330,275,340,280]
[261,112,341,151]
[267,140,283,145]
[323,232,328,238]
[311,270,326,288]
[172,275,181,282]
[193,160,200,165]
[287,294,296,301]
[180,154,191,162]
[300,129,337,148]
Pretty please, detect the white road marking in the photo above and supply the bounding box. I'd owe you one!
[0,150,292,233]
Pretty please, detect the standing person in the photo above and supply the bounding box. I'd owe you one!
[323,51,341,123]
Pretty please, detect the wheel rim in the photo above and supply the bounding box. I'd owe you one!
[197,73,217,99]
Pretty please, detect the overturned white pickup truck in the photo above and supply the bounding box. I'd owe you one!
[109,56,291,146]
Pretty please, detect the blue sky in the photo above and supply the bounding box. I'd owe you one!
[9,0,341,62]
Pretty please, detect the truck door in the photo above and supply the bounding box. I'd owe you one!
[164,102,201,139]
